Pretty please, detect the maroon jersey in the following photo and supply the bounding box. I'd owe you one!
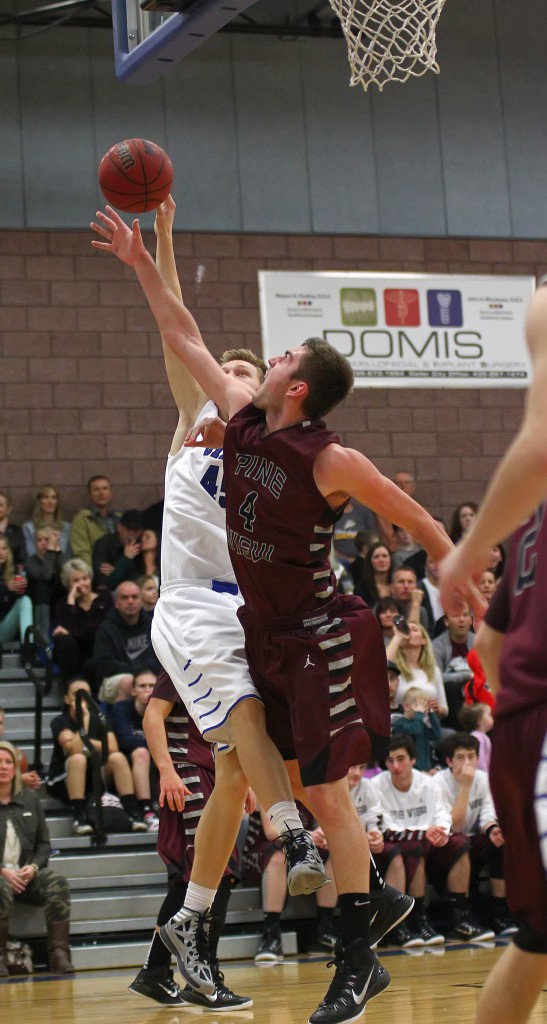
[223,404,341,620]
[485,503,547,717]
[152,670,214,770]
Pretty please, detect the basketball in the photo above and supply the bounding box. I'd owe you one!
[98,138,174,213]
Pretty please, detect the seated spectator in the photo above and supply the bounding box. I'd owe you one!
[477,568,498,604]
[52,559,113,687]
[91,581,161,689]
[92,509,144,592]
[391,526,421,572]
[138,575,159,616]
[355,542,392,607]
[98,673,134,708]
[0,705,41,791]
[332,499,377,568]
[70,475,120,568]
[434,733,515,936]
[457,702,494,773]
[417,556,445,637]
[387,661,404,728]
[387,620,449,720]
[25,527,65,638]
[371,736,494,945]
[392,686,442,772]
[22,485,72,558]
[432,609,476,728]
[390,566,429,630]
[349,529,380,594]
[375,596,405,647]
[449,502,478,544]
[0,537,32,646]
[0,740,74,975]
[0,490,26,568]
[107,671,159,832]
[242,803,337,961]
[140,530,160,588]
[348,764,407,901]
[487,543,505,580]
[46,677,147,835]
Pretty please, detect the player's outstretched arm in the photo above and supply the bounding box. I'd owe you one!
[143,697,190,812]
[90,206,249,421]
[154,197,207,449]
[440,284,547,610]
[315,443,486,622]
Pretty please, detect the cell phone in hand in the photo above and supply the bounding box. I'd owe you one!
[393,614,410,636]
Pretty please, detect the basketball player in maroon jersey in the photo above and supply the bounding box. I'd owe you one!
[91,206,483,1024]
[440,284,547,1024]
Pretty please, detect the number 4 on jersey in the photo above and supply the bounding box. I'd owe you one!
[200,465,226,508]
[239,491,258,531]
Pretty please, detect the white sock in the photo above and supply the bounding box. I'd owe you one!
[267,801,303,837]
[183,882,217,914]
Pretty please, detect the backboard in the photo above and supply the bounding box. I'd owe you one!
[112,0,259,85]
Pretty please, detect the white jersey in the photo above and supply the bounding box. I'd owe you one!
[434,768,497,835]
[161,400,236,586]
[371,768,452,835]
[350,777,383,833]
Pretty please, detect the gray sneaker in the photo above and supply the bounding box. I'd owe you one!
[160,907,214,995]
[281,828,328,896]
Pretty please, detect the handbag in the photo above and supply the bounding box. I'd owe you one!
[85,793,133,833]
[6,938,33,974]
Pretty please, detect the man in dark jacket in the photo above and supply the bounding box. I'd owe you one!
[92,509,144,592]
[92,580,161,685]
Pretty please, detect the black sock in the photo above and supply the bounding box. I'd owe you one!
[264,911,281,932]
[411,896,424,923]
[71,798,86,819]
[120,793,140,817]
[318,907,335,929]
[143,880,188,973]
[138,799,152,816]
[338,893,370,948]
[449,892,468,911]
[492,896,507,913]
[209,878,232,962]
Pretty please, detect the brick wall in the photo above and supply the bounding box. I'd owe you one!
[1,229,539,526]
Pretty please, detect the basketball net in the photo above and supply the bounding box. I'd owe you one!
[327,0,448,91]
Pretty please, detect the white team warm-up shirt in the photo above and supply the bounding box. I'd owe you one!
[350,777,384,832]
[161,400,236,586]
[433,768,497,835]
[371,768,452,835]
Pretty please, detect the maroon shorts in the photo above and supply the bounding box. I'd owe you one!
[239,596,390,786]
[425,833,470,893]
[489,707,547,937]
[157,762,237,883]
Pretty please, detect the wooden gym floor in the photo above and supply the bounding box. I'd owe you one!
[0,943,546,1023]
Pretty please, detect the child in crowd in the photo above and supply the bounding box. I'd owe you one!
[25,526,65,637]
[392,686,442,772]
[458,702,494,773]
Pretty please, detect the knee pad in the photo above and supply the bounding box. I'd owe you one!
[513,921,547,954]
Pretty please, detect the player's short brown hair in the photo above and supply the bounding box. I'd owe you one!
[219,348,267,383]
[294,338,354,420]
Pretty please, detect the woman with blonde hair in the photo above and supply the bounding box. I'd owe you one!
[0,740,74,975]
[0,537,33,645]
[22,484,71,558]
[52,558,112,685]
[386,620,449,720]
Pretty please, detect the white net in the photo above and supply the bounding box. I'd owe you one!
[328,0,448,91]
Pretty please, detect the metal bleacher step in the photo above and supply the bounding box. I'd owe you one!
[4,709,58,740]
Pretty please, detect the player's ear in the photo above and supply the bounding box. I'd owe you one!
[287,379,308,399]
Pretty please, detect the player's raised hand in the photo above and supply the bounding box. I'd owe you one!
[154,194,176,236]
[439,547,488,623]
[90,206,146,266]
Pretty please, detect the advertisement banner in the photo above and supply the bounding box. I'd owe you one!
[258,272,535,387]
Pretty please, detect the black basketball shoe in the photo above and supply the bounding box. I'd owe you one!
[181,959,253,1011]
[128,965,186,1006]
[308,939,391,1024]
[370,884,414,947]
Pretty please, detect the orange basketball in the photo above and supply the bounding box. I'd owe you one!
[98,138,174,213]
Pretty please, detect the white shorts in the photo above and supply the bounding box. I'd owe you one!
[152,579,261,746]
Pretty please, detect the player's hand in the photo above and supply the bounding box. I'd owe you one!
[308,827,328,849]
[439,547,488,622]
[367,829,384,853]
[244,788,256,814]
[488,825,504,847]
[159,766,190,812]
[184,416,227,449]
[154,195,176,236]
[90,207,146,266]
[425,826,448,847]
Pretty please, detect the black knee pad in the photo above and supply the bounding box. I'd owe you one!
[513,921,547,954]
